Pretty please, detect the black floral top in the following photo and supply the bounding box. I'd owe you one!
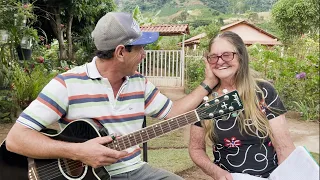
[194,81,287,178]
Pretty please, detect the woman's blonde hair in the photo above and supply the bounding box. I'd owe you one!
[202,31,274,145]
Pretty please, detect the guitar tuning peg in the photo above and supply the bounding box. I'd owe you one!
[203,96,209,102]
[211,92,219,98]
[203,96,210,106]
[222,89,228,94]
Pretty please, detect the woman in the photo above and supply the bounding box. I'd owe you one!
[189,31,295,180]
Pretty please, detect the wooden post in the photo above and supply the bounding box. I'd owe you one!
[142,116,148,162]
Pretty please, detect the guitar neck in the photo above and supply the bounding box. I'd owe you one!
[106,110,199,151]
[105,90,243,151]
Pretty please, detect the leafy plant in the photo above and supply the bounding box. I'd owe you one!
[293,98,319,121]
[0,90,16,123]
[11,62,58,110]
[185,56,205,94]
[248,35,319,121]
[271,0,319,43]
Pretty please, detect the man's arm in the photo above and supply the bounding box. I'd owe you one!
[6,123,128,168]
[6,123,73,159]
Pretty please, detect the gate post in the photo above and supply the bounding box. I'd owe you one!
[181,33,186,87]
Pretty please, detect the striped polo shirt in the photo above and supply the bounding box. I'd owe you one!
[17,57,173,176]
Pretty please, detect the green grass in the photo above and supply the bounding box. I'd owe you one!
[147,148,195,173]
[148,129,188,148]
[158,4,183,17]
[145,117,188,148]
[311,152,320,164]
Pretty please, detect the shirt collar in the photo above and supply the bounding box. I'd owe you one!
[85,56,130,82]
[85,56,102,79]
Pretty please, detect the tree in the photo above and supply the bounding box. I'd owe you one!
[200,0,230,14]
[229,0,247,14]
[271,0,319,43]
[32,0,115,60]
[132,5,160,26]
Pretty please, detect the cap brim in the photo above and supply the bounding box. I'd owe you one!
[129,32,159,46]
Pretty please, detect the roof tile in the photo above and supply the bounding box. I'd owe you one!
[140,24,190,36]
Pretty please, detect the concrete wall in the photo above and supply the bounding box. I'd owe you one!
[222,24,277,42]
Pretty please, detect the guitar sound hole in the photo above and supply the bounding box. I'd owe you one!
[59,159,85,178]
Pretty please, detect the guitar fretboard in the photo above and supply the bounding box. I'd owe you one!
[106,110,199,151]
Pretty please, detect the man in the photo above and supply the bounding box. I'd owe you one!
[6,12,217,179]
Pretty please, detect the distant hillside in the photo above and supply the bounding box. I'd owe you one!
[115,0,276,29]
[115,0,277,16]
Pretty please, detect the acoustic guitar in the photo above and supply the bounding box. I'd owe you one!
[0,90,243,180]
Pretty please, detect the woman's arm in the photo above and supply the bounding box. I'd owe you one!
[269,114,296,164]
[189,124,233,180]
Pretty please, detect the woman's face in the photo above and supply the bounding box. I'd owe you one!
[208,38,240,83]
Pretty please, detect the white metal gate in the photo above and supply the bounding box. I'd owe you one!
[138,50,184,87]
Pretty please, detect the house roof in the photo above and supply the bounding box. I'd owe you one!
[178,33,206,46]
[220,20,279,40]
[243,40,282,46]
[184,33,206,44]
[178,20,281,47]
[140,24,190,36]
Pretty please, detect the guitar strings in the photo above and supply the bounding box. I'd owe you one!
[111,111,201,150]
[111,96,239,151]
[34,159,84,180]
[33,94,241,178]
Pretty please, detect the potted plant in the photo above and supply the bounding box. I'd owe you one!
[0,1,37,61]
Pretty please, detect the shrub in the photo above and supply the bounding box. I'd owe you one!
[185,56,205,94]
[248,35,319,121]
[11,62,58,110]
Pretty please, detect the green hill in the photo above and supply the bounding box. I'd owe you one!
[115,0,276,25]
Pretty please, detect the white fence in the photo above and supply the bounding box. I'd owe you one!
[139,50,184,87]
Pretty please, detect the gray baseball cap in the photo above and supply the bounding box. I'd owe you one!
[91,12,159,51]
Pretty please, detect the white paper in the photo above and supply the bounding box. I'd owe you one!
[231,146,319,180]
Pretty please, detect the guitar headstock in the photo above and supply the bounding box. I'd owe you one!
[197,90,243,120]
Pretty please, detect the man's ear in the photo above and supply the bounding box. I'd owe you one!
[114,45,126,61]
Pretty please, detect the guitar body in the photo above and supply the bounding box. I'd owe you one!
[0,140,28,179]
[0,120,111,180]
